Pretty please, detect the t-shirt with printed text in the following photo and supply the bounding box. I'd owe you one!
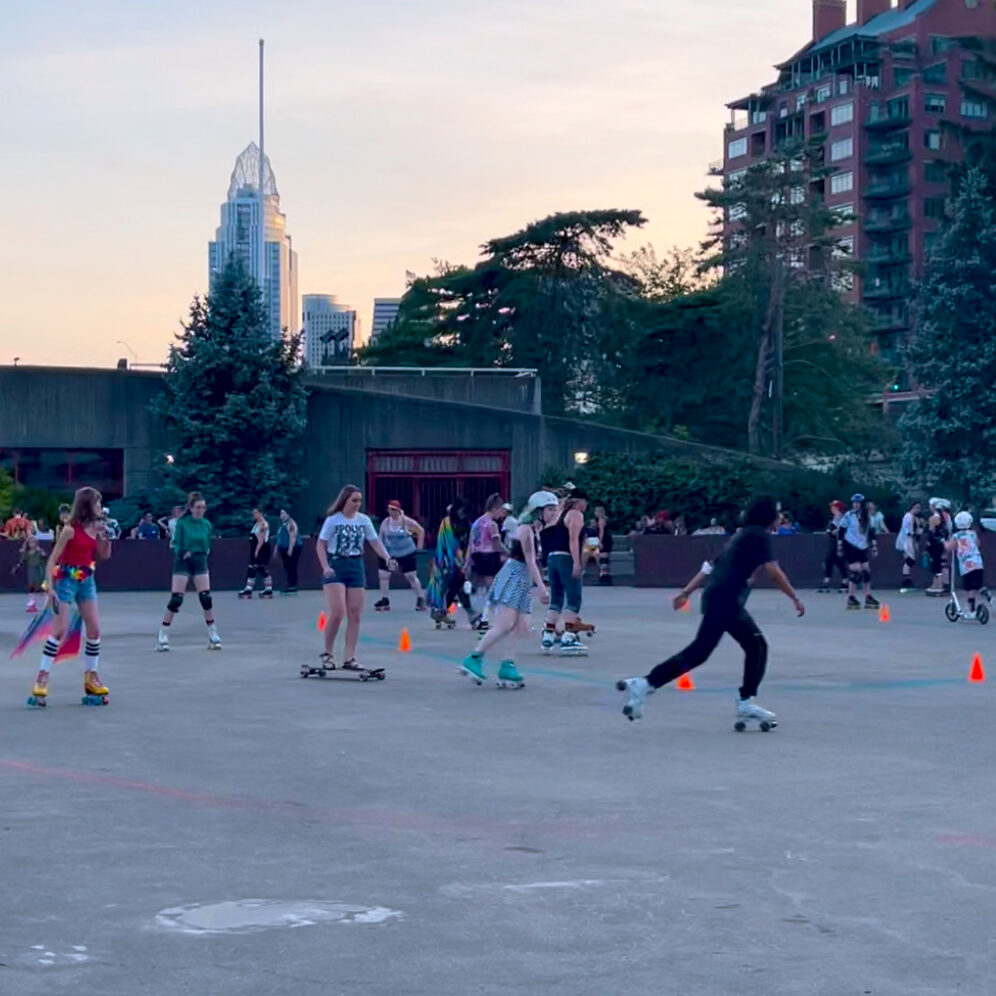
[319,513,378,558]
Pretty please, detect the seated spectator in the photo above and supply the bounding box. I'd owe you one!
[644,510,675,535]
[775,512,800,536]
[2,508,34,541]
[693,517,727,536]
[132,512,162,540]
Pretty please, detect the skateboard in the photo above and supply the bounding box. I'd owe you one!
[300,662,385,682]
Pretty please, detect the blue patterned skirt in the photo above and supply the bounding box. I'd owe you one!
[488,559,532,615]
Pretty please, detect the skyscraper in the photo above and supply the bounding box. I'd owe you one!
[209,142,299,341]
[303,294,357,368]
[370,298,401,341]
[720,0,996,363]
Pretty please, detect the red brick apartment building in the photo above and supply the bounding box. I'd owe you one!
[722,0,996,372]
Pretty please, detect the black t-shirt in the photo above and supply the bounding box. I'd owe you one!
[704,526,773,609]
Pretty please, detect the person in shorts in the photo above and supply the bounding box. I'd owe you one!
[316,486,396,671]
[947,511,986,618]
[467,493,506,628]
[158,491,220,651]
[375,500,426,611]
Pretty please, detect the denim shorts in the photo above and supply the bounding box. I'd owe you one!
[173,552,209,576]
[54,568,97,604]
[323,556,367,590]
[547,552,582,613]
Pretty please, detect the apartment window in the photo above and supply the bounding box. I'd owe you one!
[788,156,805,172]
[729,203,747,221]
[727,137,748,159]
[931,37,956,56]
[925,161,947,183]
[924,232,938,256]
[789,185,805,205]
[750,109,768,124]
[830,138,853,162]
[836,236,854,256]
[961,100,989,119]
[816,85,831,103]
[922,62,947,83]
[833,203,854,226]
[924,93,946,114]
[726,168,747,186]
[894,67,914,87]
[924,197,946,219]
[830,171,854,194]
[830,101,854,126]
[924,129,942,151]
[887,96,910,119]
[796,94,806,111]
[963,60,982,81]
[837,77,850,95]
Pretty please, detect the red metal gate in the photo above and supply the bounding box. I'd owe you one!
[367,450,510,538]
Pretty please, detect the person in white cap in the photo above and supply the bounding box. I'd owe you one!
[460,492,553,689]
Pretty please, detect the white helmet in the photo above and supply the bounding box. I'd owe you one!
[955,511,973,530]
[527,490,559,511]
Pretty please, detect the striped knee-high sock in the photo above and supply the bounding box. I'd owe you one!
[85,639,100,670]
[39,637,59,673]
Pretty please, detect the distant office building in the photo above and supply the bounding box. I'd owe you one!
[370,298,401,341]
[303,295,357,368]
[209,142,299,341]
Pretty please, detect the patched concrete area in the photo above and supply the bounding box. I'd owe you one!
[1,586,994,995]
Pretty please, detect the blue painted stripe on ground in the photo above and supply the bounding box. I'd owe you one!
[359,633,972,694]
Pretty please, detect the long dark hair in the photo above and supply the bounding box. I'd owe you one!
[856,499,869,532]
[70,487,102,527]
[328,485,362,516]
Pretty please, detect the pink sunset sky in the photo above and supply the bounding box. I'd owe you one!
[0,0,826,367]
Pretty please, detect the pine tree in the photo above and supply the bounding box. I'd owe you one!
[153,261,309,532]
[901,166,996,505]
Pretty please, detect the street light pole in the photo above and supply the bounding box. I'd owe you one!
[258,39,266,308]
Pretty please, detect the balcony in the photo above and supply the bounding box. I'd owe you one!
[864,247,911,265]
[864,144,912,166]
[863,281,909,300]
[865,179,910,199]
[865,112,912,131]
[864,212,911,233]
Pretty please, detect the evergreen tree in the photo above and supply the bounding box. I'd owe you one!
[901,166,996,506]
[153,261,309,532]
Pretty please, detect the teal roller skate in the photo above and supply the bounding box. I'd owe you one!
[460,652,486,686]
[496,660,524,689]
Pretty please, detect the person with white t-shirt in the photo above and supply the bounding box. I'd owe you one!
[315,485,396,673]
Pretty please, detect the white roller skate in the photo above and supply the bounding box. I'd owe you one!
[558,631,588,657]
[734,697,777,732]
[157,628,170,652]
[616,676,651,721]
[540,627,559,653]
[207,625,222,650]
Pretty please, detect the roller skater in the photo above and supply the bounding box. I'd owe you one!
[316,485,396,674]
[817,501,847,592]
[377,500,426,611]
[895,500,924,592]
[158,491,221,651]
[468,494,506,623]
[426,498,478,629]
[239,507,273,598]
[275,508,303,594]
[28,486,112,707]
[540,490,592,656]
[616,499,803,727]
[837,494,878,611]
[943,511,989,623]
[925,498,953,596]
[460,491,553,688]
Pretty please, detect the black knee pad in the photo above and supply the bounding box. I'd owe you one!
[167,592,184,613]
[862,568,872,584]
[848,569,862,585]
[904,556,915,569]
[198,590,213,611]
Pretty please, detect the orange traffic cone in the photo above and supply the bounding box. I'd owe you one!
[878,603,891,623]
[317,612,327,632]
[969,653,985,683]
[399,628,412,653]
[448,603,456,616]
[676,673,695,691]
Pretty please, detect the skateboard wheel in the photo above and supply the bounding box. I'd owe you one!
[734,721,746,732]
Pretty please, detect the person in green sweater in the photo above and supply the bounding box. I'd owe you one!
[157,491,221,651]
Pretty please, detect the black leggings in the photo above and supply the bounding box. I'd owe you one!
[823,538,845,581]
[445,570,473,615]
[280,547,301,588]
[646,605,768,700]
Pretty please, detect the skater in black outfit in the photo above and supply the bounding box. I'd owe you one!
[239,507,274,598]
[617,499,804,724]
[818,501,847,592]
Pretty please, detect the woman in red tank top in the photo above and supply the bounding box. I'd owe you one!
[27,487,112,708]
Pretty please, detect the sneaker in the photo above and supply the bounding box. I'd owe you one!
[460,653,486,684]
[736,697,775,722]
[616,676,650,721]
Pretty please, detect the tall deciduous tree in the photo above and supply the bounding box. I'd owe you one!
[153,261,309,532]
[901,166,996,505]
[358,210,646,416]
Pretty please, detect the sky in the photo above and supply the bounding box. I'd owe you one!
[0,0,824,367]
